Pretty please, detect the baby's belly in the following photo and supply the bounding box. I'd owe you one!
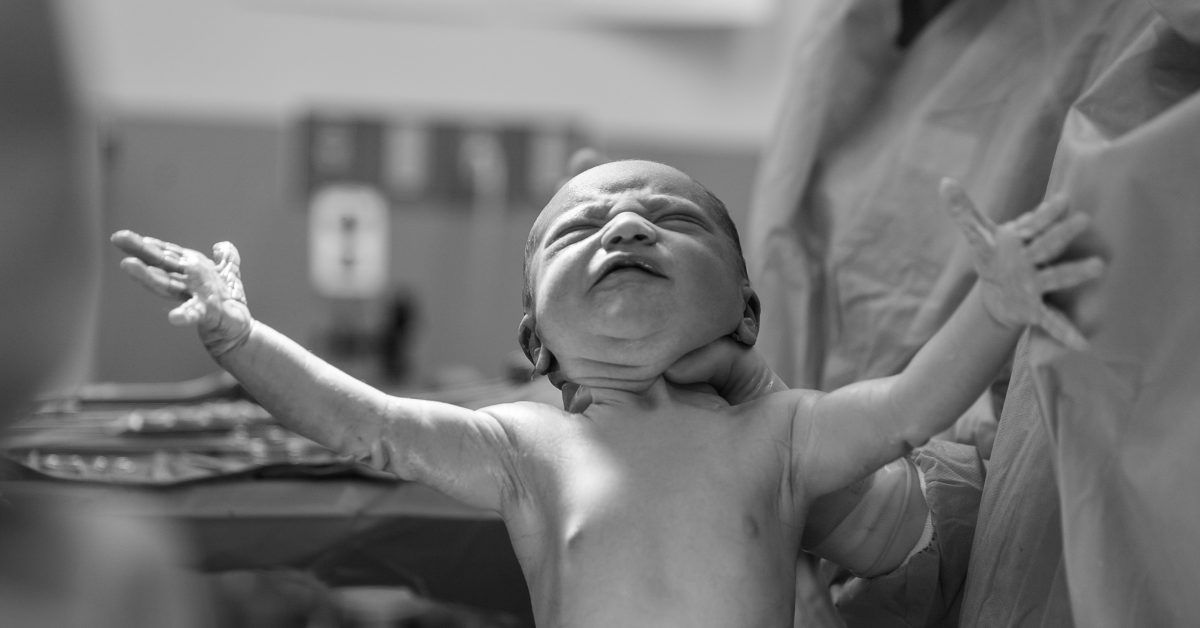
[510,411,804,627]
[527,502,799,627]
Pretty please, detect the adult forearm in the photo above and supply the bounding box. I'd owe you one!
[804,456,930,577]
[890,283,1020,448]
[213,320,390,459]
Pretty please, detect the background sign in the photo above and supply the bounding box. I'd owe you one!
[308,183,390,299]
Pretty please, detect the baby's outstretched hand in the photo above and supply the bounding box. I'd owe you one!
[111,230,253,357]
[940,179,1104,350]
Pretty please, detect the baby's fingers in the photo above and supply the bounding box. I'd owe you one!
[213,241,241,269]
[940,178,997,252]
[168,295,208,327]
[1037,257,1105,293]
[119,257,189,299]
[111,230,187,273]
[1036,305,1089,351]
[1011,195,1068,241]
[1026,211,1090,265]
[213,241,246,302]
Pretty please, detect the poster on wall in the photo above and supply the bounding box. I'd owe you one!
[308,183,390,300]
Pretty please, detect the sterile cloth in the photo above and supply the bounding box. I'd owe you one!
[754,0,1198,625]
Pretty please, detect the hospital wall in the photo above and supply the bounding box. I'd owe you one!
[94,116,760,386]
[70,0,793,387]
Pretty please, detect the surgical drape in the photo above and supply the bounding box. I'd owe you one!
[752,0,1198,625]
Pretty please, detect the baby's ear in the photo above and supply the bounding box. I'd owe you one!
[517,314,555,376]
[732,287,761,347]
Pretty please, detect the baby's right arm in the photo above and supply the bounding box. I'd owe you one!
[797,181,1102,500]
[112,231,518,513]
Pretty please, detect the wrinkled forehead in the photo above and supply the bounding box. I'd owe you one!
[529,160,713,242]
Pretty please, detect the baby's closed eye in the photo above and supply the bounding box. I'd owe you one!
[659,214,705,228]
[548,223,600,247]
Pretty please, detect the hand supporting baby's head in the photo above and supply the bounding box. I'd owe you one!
[517,160,760,393]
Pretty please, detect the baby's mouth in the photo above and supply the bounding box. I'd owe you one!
[594,258,666,285]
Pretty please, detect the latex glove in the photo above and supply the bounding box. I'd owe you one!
[664,337,789,404]
[111,230,253,357]
[940,179,1104,350]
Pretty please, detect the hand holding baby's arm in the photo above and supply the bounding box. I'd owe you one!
[940,179,1103,349]
[664,338,789,402]
[111,230,253,357]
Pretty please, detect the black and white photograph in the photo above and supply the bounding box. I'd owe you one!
[2,1,1198,626]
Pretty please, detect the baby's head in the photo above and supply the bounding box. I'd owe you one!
[518,160,760,389]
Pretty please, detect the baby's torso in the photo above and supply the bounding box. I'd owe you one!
[489,393,805,627]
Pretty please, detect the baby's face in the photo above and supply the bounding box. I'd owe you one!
[525,160,749,380]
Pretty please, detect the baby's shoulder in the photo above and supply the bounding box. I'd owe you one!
[475,400,593,463]
[742,387,825,414]
[478,399,563,418]
[728,387,826,434]
[476,400,575,434]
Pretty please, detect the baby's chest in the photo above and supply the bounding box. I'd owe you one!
[531,421,791,539]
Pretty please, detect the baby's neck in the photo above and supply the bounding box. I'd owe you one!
[556,355,672,395]
[586,378,722,408]
[557,357,725,414]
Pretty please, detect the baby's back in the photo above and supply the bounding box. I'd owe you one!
[486,388,806,627]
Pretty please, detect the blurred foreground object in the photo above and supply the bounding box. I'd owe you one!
[0,2,208,626]
[752,0,1199,625]
[4,372,555,626]
[1000,9,1200,626]
[0,0,95,420]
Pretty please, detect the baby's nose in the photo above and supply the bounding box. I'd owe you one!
[601,212,657,248]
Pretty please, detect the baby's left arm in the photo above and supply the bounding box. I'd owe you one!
[798,180,1103,499]
[112,231,522,513]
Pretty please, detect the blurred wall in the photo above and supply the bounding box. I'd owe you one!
[68,0,791,385]
[94,117,759,384]
[66,0,792,147]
